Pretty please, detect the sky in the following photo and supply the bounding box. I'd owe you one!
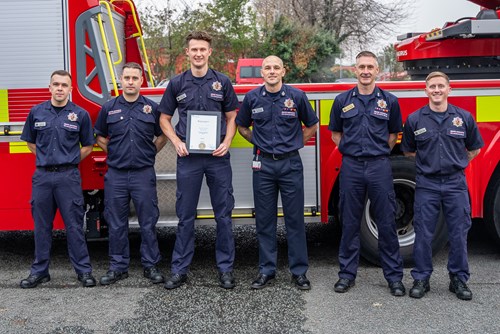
[398,0,481,36]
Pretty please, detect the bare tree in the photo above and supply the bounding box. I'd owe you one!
[254,0,412,50]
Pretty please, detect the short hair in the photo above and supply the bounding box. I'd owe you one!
[122,62,143,75]
[50,70,72,81]
[356,51,378,61]
[425,71,450,84]
[186,31,212,47]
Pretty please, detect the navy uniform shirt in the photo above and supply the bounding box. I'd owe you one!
[94,95,162,169]
[21,100,94,167]
[158,69,238,140]
[401,104,484,176]
[236,85,319,154]
[329,86,403,157]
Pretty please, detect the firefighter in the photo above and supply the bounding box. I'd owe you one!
[95,62,168,285]
[329,51,405,296]
[158,31,239,289]
[236,55,318,290]
[20,70,96,288]
[401,71,483,300]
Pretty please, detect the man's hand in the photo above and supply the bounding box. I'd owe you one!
[213,142,229,157]
[175,141,189,157]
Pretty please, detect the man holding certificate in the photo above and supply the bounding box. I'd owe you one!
[236,56,319,290]
[159,31,239,290]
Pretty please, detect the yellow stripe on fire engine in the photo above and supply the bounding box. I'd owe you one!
[476,96,500,122]
[9,142,31,154]
[0,89,8,122]
[320,99,334,125]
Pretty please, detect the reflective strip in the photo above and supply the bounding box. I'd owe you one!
[320,99,333,126]
[9,142,30,154]
[0,90,8,122]
[477,96,500,122]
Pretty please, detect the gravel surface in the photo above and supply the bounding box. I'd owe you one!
[0,222,498,334]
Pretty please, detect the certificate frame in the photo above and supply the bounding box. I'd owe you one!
[186,110,221,154]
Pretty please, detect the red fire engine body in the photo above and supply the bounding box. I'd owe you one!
[0,0,499,265]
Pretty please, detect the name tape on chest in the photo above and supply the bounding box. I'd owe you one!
[63,123,78,130]
[414,128,427,136]
[281,111,296,117]
[176,93,187,102]
[342,103,355,113]
[34,122,47,128]
[449,129,466,137]
[252,107,264,114]
[210,93,223,99]
[108,109,122,115]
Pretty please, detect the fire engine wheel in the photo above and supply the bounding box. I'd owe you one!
[359,156,448,267]
[485,175,500,245]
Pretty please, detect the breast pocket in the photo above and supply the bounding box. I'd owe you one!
[177,93,193,105]
[107,113,127,136]
[34,122,52,145]
[207,92,224,110]
[414,130,434,151]
[251,110,271,127]
[136,112,156,137]
[208,92,224,102]
[369,109,390,121]
[340,108,359,119]
[61,122,80,141]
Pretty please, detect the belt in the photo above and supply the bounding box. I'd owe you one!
[258,150,299,160]
[38,164,78,172]
[344,155,387,162]
[420,171,464,179]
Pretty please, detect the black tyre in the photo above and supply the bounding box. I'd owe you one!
[484,174,500,246]
[360,156,448,267]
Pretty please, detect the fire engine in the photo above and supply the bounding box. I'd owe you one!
[0,0,499,265]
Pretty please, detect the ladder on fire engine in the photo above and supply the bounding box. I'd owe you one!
[74,0,155,106]
[96,0,156,95]
[109,0,155,87]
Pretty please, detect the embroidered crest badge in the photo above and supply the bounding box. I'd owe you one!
[452,116,463,127]
[377,99,387,109]
[284,98,295,109]
[143,105,152,114]
[67,112,78,122]
[212,81,222,91]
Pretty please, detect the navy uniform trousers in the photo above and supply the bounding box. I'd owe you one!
[104,166,161,271]
[412,172,471,282]
[339,156,403,282]
[30,167,92,275]
[172,153,235,274]
[253,154,308,276]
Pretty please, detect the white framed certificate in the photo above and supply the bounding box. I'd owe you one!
[186,110,221,154]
